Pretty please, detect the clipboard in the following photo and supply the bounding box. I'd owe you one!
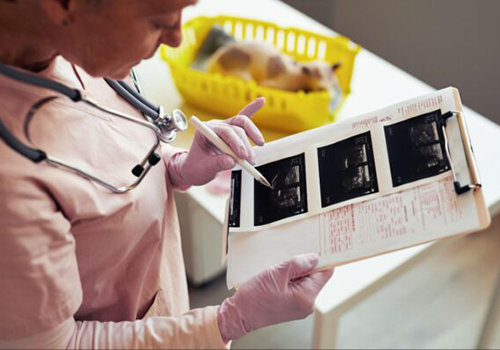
[222,87,491,289]
[443,89,489,230]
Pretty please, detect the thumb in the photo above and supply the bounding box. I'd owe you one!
[296,268,334,291]
[284,253,319,279]
[208,154,236,174]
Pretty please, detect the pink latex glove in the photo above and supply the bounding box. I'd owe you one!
[206,169,232,195]
[217,254,334,343]
[168,98,266,188]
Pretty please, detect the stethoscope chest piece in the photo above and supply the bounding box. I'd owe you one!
[0,62,190,193]
[155,107,188,143]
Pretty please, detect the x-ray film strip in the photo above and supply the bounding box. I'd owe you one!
[229,106,480,232]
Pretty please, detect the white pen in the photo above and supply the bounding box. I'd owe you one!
[189,116,273,189]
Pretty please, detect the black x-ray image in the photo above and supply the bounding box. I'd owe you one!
[318,132,378,208]
[385,110,450,187]
[229,170,242,227]
[254,154,308,226]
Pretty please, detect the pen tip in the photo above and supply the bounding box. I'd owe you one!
[259,177,273,189]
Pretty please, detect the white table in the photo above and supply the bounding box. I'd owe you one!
[136,0,500,346]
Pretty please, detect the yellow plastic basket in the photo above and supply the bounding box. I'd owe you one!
[160,16,360,133]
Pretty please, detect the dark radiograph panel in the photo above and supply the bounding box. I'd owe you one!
[254,154,308,226]
[229,170,242,228]
[318,132,378,207]
[409,122,440,146]
[385,110,450,187]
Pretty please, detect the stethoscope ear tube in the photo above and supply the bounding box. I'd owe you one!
[117,80,159,114]
[0,63,82,102]
[0,61,187,192]
[104,79,159,120]
[0,118,47,162]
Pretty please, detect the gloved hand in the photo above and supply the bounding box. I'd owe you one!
[168,98,266,188]
[217,254,334,343]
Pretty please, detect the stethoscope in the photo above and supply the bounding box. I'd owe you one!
[0,62,188,193]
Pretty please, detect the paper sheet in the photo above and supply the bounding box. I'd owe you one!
[230,90,457,233]
[225,87,486,289]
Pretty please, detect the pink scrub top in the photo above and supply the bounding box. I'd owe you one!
[0,57,226,348]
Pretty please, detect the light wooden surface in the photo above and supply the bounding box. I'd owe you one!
[338,219,500,349]
[480,290,500,349]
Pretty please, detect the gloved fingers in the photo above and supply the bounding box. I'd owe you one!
[237,97,265,118]
[230,98,266,146]
[287,269,333,315]
[229,114,265,147]
[232,125,256,164]
[193,130,220,156]
[295,268,334,291]
[280,253,320,280]
[211,124,250,160]
[210,154,237,173]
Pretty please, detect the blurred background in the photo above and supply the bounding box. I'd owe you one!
[282,0,500,125]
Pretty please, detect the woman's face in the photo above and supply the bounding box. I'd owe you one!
[47,0,197,79]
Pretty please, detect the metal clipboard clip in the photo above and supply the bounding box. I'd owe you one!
[441,111,482,195]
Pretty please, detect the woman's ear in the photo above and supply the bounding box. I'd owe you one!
[38,0,75,27]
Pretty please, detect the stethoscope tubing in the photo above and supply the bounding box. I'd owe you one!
[0,61,184,193]
[0,117,47,162]
[117,79,159,114]
[0,61,82,102]
[104,79,159,120]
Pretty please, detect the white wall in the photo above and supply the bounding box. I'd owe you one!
[282,0,500,124]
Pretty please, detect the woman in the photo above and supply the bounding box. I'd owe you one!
[0,0,333,348]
